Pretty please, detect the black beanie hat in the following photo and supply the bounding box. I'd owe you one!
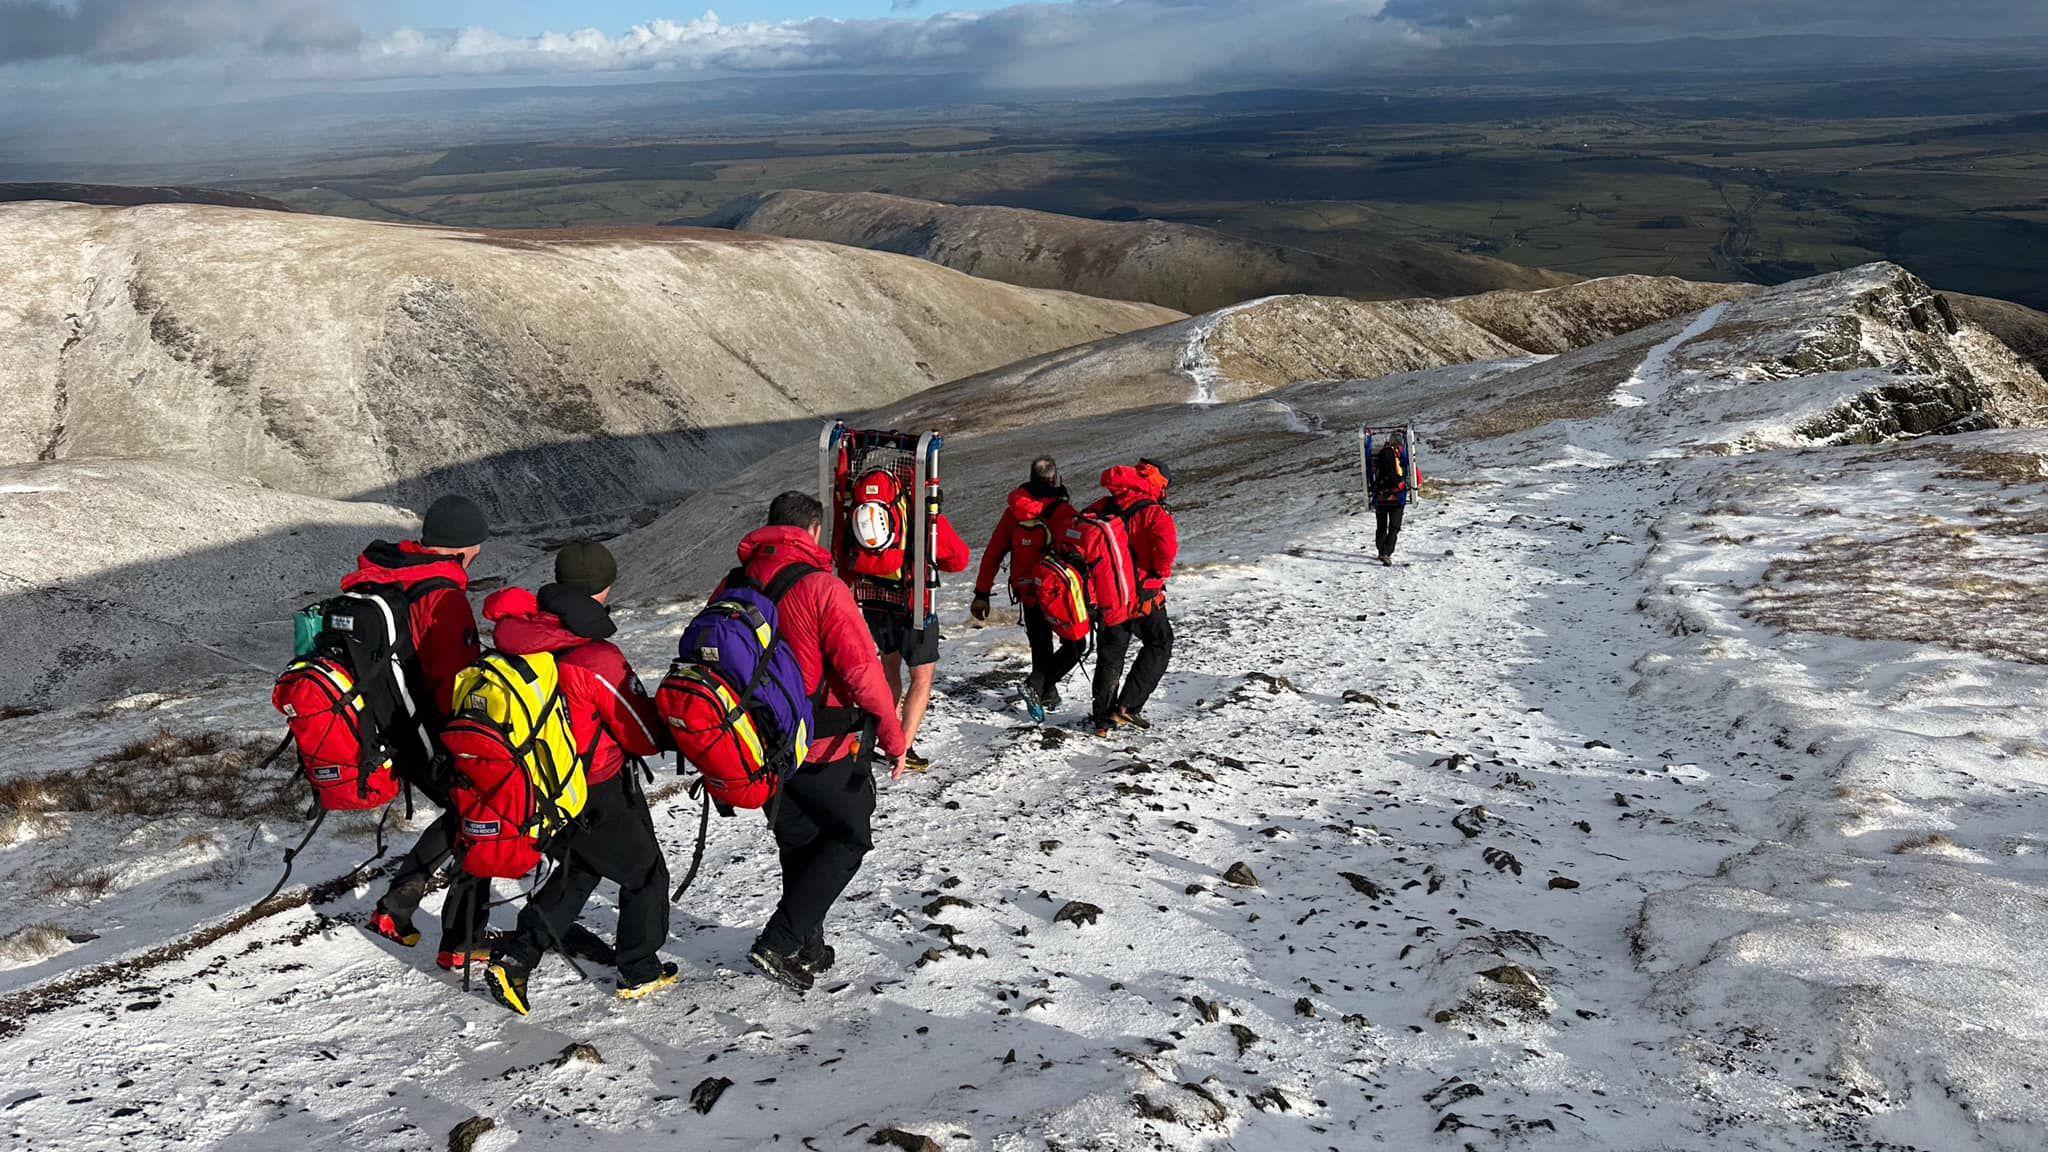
[554,539,619,595]
[1138,457,1174,487]
[420,495,489,549]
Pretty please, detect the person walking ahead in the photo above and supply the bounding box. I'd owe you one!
[1089,459,1179,737]
[482,540,674,1016]
[1372,436,1413,565]
[729,492,908,992]
[972,456,1081,722]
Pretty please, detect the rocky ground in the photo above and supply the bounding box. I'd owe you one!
[2,263,2046,1149]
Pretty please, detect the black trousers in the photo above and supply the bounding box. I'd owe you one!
[381,802,488,953]
[500,773,671,984]
[1376,504,1406,559]
[759,755,877,956]
[1021,604,1087,701]
[1092,605,1175,725]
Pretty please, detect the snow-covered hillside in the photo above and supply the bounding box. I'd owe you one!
[3,263,2047,1150]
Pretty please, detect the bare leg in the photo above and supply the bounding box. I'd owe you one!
[901,662,936,750]
[882,652,905,706]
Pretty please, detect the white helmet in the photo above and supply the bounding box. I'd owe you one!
[850,469,902,551]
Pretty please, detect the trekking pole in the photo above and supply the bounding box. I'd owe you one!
[252,809,329,910]
[668,785,713,903]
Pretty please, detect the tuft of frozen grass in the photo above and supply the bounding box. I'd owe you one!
[0,923,70,962]
[0,730,300,821]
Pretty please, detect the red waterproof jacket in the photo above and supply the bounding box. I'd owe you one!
[342,540,478,719]
[724,527,908,765]
[1092,466,1180,602]
[482,585,665,788]
[976,487,1078,600]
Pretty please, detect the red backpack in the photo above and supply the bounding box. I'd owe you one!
[271,580,451,812]
[1032,555,1094,643]
[1034,505,1144,639]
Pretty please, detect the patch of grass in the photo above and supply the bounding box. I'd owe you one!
[34,868,118,904]
[0,924,70,963]
[0,730,300,822]
[1891,833,1959,854]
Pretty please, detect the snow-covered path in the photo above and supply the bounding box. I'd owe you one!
[0,450,1806,1151]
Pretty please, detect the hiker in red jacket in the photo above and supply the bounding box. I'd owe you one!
[358,495,494,970]
[972,456,1082,722]
[482,540,678,1015]
[733,491,908,992]
[1089,459,1180,736]
[841,461,971,771]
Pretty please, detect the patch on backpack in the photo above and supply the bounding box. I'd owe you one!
[311,765,342,782]
[462,819,502,838]
[331,614,356,632]
[695,646,720,662]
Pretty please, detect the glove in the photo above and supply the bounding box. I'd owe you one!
[970,593,991,621]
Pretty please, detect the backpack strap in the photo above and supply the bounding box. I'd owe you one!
[762,563,822,604]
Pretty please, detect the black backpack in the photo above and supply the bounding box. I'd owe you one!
[288,579,455,790]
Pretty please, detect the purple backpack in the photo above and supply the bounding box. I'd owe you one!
[654,565,819,809]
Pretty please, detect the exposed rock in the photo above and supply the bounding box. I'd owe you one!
[553,1043,603,1067]
[1483,847,1524,876]
[1339,872,1389,901]
[447,1116,496,1152]
[1053,901,1103,928]
[922,896,973,917]
[689,1077,732,1115]
[1229,1023,1260,1055]
[1294,997,1317,1018]
[1223,862,1260,888]
[868,1128,942,1151]
[1452,806,1490,838]
[1548,876,1581,890]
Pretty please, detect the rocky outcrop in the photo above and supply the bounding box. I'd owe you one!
[0,202,1176,528]
[695,189,1572,313]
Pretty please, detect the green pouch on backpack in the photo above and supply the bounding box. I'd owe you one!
[292,605,324,658]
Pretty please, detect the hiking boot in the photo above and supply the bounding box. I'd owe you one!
[617,962,681,1002]
[367,906,421,948]
[1093,723,1115,739]
[903,748,932,773]
[436,945,492,971]
[1043,687,1062,712]
[560,924,618,967]
[1020,682,1046,724]
[747,940,816,994]
[1379,554,1393,567]
[485,957,532,1017]
[1114,709,1152,731]
[797,929,836,975]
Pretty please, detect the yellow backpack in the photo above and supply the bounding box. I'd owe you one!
[442,651,591,879]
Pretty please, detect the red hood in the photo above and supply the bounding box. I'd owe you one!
[737,525,834,584]
[1008,486,1058,522]
[344,539,471,592]
[1101,465,1165,507]
[481,587,582,656]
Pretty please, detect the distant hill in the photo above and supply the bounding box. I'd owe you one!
[0,183,295,212]
[690,189,1575,313]
[0,201,1175,529]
